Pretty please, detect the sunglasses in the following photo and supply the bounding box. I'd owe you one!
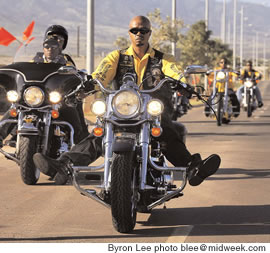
[44,44,59,49]
[129,28,151,35]
[48,34,65,42]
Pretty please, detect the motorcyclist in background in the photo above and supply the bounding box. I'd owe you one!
[44,25,89,139]
[236,60,263,108]
[205,57,240,117]
[44,25,76,66]
[0,35,89,183]
[33,15,221,187]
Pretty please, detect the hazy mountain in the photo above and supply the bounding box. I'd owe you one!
[0,0,270,57]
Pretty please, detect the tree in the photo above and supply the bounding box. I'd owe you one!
[147,8,184,54]
[179,20,233,68]
[114,36,129,49]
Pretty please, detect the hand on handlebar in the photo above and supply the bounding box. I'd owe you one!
[175,81,195,99]
[82,75,96,92]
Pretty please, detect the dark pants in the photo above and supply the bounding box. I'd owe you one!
[61,115,192,167]
[0,104,88,144]
[205,89,240,115]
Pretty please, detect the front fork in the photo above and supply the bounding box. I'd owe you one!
[102,122,150,192]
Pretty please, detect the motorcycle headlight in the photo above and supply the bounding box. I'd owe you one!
[7,90,19,102]
[112,90,140,118]
[49,91,62,104]
[91,100,106,116]
[216,72,226,80]
[23,86,44,107]
[245,81,253,88]
[147,99,164,116]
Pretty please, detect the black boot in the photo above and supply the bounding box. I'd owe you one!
[188,154,221,186]
[33,153,73,179]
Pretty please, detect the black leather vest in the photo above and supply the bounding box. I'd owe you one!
[113,48,165,89]
[113,48,173,117]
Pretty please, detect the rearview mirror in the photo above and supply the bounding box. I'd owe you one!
[58,66,77,75]
[184,65,208,75]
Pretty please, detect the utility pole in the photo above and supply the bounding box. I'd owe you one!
[86,0,94,74]
[264,36,266,78]
[233,0,237,69]
[204,0,209,92]
[77,26,80,57]
[255,31,258,66]
[205,0,209,31]
[171,0,176,57]
[222,0,226,43]
[240,5,244,68]
[252,36,255,64]
[85,0,95,114]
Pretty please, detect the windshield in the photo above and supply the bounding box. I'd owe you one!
[13,37,46,63]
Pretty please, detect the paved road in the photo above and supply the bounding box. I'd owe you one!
[0,82,269,243]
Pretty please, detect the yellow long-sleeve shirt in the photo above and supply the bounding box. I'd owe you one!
[92,45,183,87]
[208,67,238,90]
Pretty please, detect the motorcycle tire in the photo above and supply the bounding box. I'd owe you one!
[110,151,137,233]
[172,111,178,121]
[18,135,40,185]
[217,94,223,126]
[247,93,252,117]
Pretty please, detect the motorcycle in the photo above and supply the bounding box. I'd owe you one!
[206,69,239,126]
[241,77,258,117]
[0,39,88,185]
[59,65,207,233]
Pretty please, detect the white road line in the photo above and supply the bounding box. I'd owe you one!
[166,225,194,243]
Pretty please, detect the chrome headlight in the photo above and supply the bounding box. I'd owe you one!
[112,90,140,118]
[244,80,253,88]
[91,100,106,116]
[7,90,19,102]
[147,99,164,116]
[23,86,44,107]
[49,91,62,104]
[216,71,226,81]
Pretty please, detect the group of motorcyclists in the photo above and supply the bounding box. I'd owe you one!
[0,15,264,189]
[204,57,263,120]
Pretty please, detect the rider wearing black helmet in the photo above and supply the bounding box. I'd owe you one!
[44,25,75,66]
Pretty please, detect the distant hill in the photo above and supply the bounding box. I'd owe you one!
[0,0,269,59]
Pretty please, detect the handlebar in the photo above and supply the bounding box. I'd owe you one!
[206,69,240,76]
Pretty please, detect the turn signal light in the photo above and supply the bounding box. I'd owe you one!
[151,127,162,137]
[51,110,59,119]
[9,108,17,117]
[93,127,104,137]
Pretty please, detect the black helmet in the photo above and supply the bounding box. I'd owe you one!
[44,25,68,50]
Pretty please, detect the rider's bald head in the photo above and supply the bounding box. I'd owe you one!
[129,16,151,30]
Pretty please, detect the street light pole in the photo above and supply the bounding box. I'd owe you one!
[205,0,209,31]
[255,31,258,66]
[204,0,209,92]
[85,0,95,114]
[222,0,226,43]
[264,36,266,78]
[233,0,237,69]
[86,0,94,74]
[171,0,176,57]
[240,5,244,68]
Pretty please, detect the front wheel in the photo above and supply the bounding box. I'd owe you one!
[18,135,40,185]
[217,94,223,126]
[247,93,252,117]
[110,151,138,233]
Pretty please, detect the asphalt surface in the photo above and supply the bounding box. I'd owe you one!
[0,81,269,243]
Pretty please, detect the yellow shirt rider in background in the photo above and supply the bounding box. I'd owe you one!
[205,57,240,117]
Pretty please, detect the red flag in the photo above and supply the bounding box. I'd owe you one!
[23,21,35,41]
[26,36,35,45]
[0,27,16,46]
